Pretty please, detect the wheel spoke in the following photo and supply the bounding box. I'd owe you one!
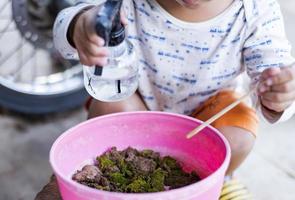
[0,28,17,34]
[12,48,37,81]
[0,19,14,40]
[0,0,83,95]
[0,41,24,67]
[0,0,11,14]
[31,47,37,81]
[18,37,24,74]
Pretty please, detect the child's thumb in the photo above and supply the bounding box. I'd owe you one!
[261,67,281,80]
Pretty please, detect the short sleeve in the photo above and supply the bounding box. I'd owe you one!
[53,1,105,59]
[243,0,295,122]
[243,0,294,81]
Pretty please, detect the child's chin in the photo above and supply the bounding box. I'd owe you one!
[183,4,199,9]
[176,0,200,9]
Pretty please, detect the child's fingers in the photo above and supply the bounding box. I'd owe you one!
[261,91,295,103]
[265,67,295,86]
[81,8,101,41]
[78,52,89,66]
[258,83,270,94]
[84,43,109,57]
[261,98,293,113]
[75,33,109,57]
[78,52,108,66]
[260,67,281,81]
[84,26,105,46]
[84,22,105,47]
[81,12,105,46]
[270,80,295,93]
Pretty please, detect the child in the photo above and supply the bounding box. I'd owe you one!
[38,0,295,199]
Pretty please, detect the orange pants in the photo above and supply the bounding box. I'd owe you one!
[86,91,259,136]
[192,91,259,137]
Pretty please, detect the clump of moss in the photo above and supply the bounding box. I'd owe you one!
[110,172,128,186]
[149,168,167,192]
[97,155,116,172]
[161,156,179,170]
[73,147,200,193]
[126,178,150,193]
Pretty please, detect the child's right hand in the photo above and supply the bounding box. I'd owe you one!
[72,6,128,66]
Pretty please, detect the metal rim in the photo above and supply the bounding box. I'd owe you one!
[0,0,84,96]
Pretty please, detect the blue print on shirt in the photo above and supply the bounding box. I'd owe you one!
[200,60,218,65]
[210,28,223,34]
[142,29,166,42]
[256,63,284,69]
[172,75,197,84]
[245,54,262,62]
[145,0,155,10]
[141,95,155,101]
[140,60,158,73]
[231,36,241,43]
[212,71,237,81]
[181,43,209,52]
[133,1,150,17]
[158,51,184,61]
[177,98,188,104]
[262,17,281,27]
[127,17,135,23]
[275,49,289,54]
[244,39,272,50]
[210,23,233,35]
[166,20,173,24]
[128,35,143,43]
[153,82,174,94]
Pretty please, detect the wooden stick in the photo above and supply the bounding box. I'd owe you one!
[186,88,256,139]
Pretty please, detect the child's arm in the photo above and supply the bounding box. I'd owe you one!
[53,2,98,60]
[53,1,128,66]
[243,0,295,123]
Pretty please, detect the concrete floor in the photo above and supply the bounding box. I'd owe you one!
[0,0,295,200]
[0,109,87,200]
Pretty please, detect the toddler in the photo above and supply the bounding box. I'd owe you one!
[43,0,295,199]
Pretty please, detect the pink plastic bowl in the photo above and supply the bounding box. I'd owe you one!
[50,112,230,200]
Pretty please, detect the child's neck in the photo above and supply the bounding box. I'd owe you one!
[156,0,234,23]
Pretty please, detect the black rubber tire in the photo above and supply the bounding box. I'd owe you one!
[0,84,89,114]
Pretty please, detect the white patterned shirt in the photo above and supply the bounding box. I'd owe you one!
[54,0,295,122]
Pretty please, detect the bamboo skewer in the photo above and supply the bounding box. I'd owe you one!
[186,88,256,139]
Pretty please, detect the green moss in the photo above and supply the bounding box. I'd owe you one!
[164,169,200,189]
[149,168,166,192]
[162,156,179,170]
[141,150,153,157]
[126,178,150,193]
[84,182,110,191]
[75,147,200,193]
[118,159,133,177]
[94,185,111,191]
[97,155,115,171]
[110,172,128,186]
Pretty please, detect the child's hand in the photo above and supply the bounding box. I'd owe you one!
[72,6,128,66]
[258,65,295,113]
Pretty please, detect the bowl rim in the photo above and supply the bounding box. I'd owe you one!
[50,111,231,197]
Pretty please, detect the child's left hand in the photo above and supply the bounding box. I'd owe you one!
[258,65,295,113]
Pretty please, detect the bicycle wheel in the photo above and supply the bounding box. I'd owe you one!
[0,0,88,114]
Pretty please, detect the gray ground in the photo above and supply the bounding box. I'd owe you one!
[0,0,295,200]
